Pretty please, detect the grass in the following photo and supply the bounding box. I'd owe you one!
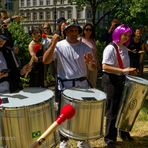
[137,100,148,121]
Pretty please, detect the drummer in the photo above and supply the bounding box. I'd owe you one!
[43,19,96,148]
[0,34,32,93]
[101,24,136,147]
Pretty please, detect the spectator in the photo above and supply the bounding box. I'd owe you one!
[81,23,100,87]
[55,17,66,39]
[102,18,120,45]
[42,22,53,39]
[28,27,51,87]
[0,34,31,93]
[128,27,145,76]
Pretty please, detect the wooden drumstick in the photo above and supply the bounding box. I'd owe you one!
[30,104,76,148]
[25,56,35,78]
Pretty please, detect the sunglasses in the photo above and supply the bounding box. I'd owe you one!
[43,27,49,29]
[85,28,92,31]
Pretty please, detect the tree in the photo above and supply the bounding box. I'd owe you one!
[8,22,32,65]
[70,0,147,30]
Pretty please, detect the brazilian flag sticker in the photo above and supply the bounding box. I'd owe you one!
[32,131,41,138]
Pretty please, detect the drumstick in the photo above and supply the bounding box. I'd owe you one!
[25,56,35,78]
[30,104,76,148]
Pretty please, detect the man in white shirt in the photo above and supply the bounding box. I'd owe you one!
[43,19,96,148]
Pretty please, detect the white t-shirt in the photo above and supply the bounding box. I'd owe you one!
[102,44,130,73]
[0,51,10,93]
[53,39,92,89]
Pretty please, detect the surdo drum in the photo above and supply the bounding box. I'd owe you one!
[116,75,148,131]
[0,87,58,148]
[59,88,106,140]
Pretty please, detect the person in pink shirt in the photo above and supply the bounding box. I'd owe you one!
[81,23,100,87]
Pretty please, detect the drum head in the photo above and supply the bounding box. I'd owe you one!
[62,88,106,101]
[126,75,148,85]
[0,87,54,108]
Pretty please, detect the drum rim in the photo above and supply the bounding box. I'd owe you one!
[62,88,106,102]
[0,87,54,108]
[126,75,148,85]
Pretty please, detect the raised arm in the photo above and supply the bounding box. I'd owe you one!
[43,34,59,64]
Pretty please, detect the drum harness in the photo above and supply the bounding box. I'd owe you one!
[57,76,92,88]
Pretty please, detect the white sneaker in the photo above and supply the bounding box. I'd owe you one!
[59,140,68,148]
[77,141,91,148]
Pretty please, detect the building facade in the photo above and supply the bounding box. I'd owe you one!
[0,0,19,15]
[19,0,93,32]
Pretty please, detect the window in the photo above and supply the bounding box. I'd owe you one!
[86,10,92,19]
[33,0,37,6]
[20,0,24,7]
[60,0,64,4]
[5,1,13,11]
[39,0,43,6]
[39,12,44,20]
[27,0,31,7]
[46,11,51,20]
[33,12,37,20]
[67,10,72,19]
[27,12,31,21]
[60,11,65,17]
[77,9,82,19]
[47,0,50,5]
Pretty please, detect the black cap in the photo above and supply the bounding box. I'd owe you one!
[57,17,66,24]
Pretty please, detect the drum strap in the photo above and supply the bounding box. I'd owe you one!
[110,42,124,69]
[0,77,9,83]
[57,77,89,88]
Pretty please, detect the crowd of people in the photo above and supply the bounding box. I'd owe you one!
[0,9,148,148]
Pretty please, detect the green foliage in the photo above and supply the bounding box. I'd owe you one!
[137,100,148,121]
[8,22,32,65]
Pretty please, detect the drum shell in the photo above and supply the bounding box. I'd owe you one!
[0,87,59,148]
[116,75,148,131]
[59,89,106,140]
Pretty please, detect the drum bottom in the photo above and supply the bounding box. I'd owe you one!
[59,129,104,140]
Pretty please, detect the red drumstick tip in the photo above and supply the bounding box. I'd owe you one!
[56,104,76,125]
[42,34,46,38]
[0,98,2,105]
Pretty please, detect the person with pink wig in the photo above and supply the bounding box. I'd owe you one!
[101,24,136,148]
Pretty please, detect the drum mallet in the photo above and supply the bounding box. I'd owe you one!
[30,104,76,148]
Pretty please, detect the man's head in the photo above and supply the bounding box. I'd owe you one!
[63,19,82,43]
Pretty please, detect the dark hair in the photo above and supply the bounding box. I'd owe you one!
[82,23,95,39]
[57,17,66,24]
[29,26,42,35]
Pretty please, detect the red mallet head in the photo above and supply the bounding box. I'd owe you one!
[0,97,2,105]
[42,34,46,38]
[56,104,76,125]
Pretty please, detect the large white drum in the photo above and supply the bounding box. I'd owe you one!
[0,87,58,148]
[116,75,148,131]
[59,88,106,140]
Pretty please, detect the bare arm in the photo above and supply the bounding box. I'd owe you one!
[43,34,59,64]
[102,64,136,75]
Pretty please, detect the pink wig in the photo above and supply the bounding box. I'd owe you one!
[112,24,132,46]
